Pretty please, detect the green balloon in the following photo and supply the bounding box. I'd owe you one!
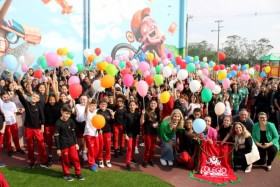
[155,65,162,74]
[77,64,83,73]
[67,52,75,59]
[187,63,195,73]
[38,56,48,69]
[201,88,212,103]
[137,69,142,75]
[154,74,164,85]
[105,64,117,76]
[194,56,199,61]
[119,61,126,69]
[199,62,205,67]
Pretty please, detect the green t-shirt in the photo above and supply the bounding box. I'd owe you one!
[231,92,241,110]
[238,87,249,101]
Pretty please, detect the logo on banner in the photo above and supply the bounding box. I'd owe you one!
[200,156,228,177]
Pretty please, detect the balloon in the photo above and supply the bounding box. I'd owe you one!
[154,74,164,86]
[177,69,188,80]
[87,54,95,63]
[137,80,149,97]
[67,52,75,59]
[139,61,150,72]
[95,48,101,56]
[189,80,201,93]
[203,77,210,84]
[160,91,171,104]
[185,56,192,63]
[217,71,227,81]
[147,53,154,61]
[255,65,260,71]
[83,49,91,57]
[175,56,182,65]
[220,64,225,70]
[21,64,29,72]
[121,68,132,77]
[155,65,162,74]
[187,63,195,73]
[105,56,112,63]
[265,66,271,73]
[34,70,43,79]
[77,64,83,73]
[248,68,255,75]
[113,59,120,66]
[92,80,101,91]
[46,52,59,66]
[167,53,172,59]
[197,70,202,76]
[38,56,48,69]
[214,65,220,71]
[97,61,108,71]
[260,71,266,78]
[69,83,82,99]
[3,54,18,71]
[62,48,68,56]
[222,78,231,89]
[180,61,187,69]
[101,75,115,88]
[242,64,247,70]
[209,61,214,67]
[176,84,184,92]
[201,88,212,102]
[215,102,226,116]
[24,52,35,66]
[205,80,215,90]
[145,75,154,86]
[202,68,209,76]
[212,85,221,94]
[123,74,134,87]
[194,56,199,61]
[232,65,238,71]
[143,71,150,78]
[218,52,226,61]
[105,64,117,76]
[231,70,237,77]
[162,66,172,77]
[69,65,78,75]
[119,61,126,69]
[126,61,132,68]
[18,55,25,64]
[68,76,80,86]
[152,58,158,66]
[57,48,64,56]
[91,114,105,129]
[202,57,207,62]
[193,119,206,134]
[64,58,73,66]
[196,64,200,69]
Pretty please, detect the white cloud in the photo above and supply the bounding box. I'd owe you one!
[43,0,60,13]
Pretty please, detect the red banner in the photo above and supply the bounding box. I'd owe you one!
[190,140,240,185]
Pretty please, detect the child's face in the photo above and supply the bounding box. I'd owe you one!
[149,100,157,110]
[31,93,40,104]
[89,103,97,112]
[48,96,56,106]
[61,111,71,121]
[99,102,107,111]
[117,98,123,107]
[185,120,193,129]
[223,117,231,128]
[129,102,136,112]
[80,96,88,105]
[1,94,10,103]
[193,112,201,119]
[204,117,211,127]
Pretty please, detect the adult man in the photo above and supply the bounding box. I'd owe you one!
[232,109,254,133]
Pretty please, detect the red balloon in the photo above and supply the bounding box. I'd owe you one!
[232,65,238,71]
[126,61,132,68]
[152,58,158,66]
[180,61,187,69]
[220,64,225,70]
[175,56,182,65]
[167,53,172,59]
[145,75,154,86]
[95,48,101,56]
[69,83,82,99]
[121,68,132,76]
[214,65,220,71]
[255,65,260,70]
[218,52,226,61]
[34,70,42,79]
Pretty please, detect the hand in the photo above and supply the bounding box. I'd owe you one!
[125,134,129,140]
[76,144,79,150]
[169,140,175,147]
[0,129,5,134]
[152,122,159,128]
[208,140,213,144]
[57,150,61,156]
[99,130,103,134]
[40,127,44,134]
[272,108,275,113]
[142,109,145,115]
[263,143,271,149]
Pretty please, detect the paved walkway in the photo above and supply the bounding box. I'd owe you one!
[1,145,280,187]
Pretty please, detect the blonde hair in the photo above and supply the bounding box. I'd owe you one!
[230,122,251,138]
[162,109,184,129]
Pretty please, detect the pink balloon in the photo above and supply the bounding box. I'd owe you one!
[105,56,112,63]
[69,65,78,75]
[172,69,177,76]
[137,80,149,97]
[161,54,167,60]
[163,59,169,65]
[143,71,150,78]
[113,59,119,66]
[205,80,215,90]
[176,84,184,92]
[46,52,59,66]
[202,68,209,76]
[68,76,80,86]
[222,78,231,89]
[203,77,210,84]
[132,64,138,72]
[21,64,29,72]
[123,74,134,87]
[196,64,200,69]
[129,51,135,58]
[139,61,150,72]
[53,56,62,68]
[241,74,250,81]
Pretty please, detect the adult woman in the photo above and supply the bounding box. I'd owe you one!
[158,109,184,166]
[230,83,242,116]
[254,86,268,122]
[252,112,279,171]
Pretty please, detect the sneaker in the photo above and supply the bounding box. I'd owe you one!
[0,162,6,167]
[148,160,154,167]
[114,150,119,158]
[63,175,74,182]
[245,164,252,173]
[142,162,148,168]
[98,161,104,168]
[160,159,167,166]
[140,143,145,147]
[16,149,25,154]
[168,160,173,166]
[8,150,14,157]
[134,147,139,154]
[90,164,98,172]
[40,163,50,168]
[267,165,272,172]
[82,153,88,162]
[29,162,36,169]
[130,159,137,164]
[75,174,85,181]
[125,164,131,171]
[106,161,112,168]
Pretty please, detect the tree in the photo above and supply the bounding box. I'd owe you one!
[188,40,217,61]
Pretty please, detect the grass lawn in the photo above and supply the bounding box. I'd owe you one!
[0,167,173,187]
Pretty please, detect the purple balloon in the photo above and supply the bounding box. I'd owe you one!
[46,52,59,66]
[69,65,78,75]
[68,76,80,86]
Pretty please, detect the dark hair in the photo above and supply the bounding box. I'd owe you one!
[90,99,97,105]
[61,104,72,113]
[1,91,9,97]
[99,98,107,104]
[193,108,201,113]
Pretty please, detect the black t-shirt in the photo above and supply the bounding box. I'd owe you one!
[55,119,76,150]
[114,107,126,125]
[44,103,61,126]
[97,109,113,133]
[107,103,116,111]
[124,111,140,138]
[0,110,5,130]
[180,131,196,155]
[143,111,159,135]
[218,126,233,142]
[174,100,187,117]
[260,130,268,144]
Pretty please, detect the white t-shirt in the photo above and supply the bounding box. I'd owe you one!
[0,101,17,125]
[83,109,98,137]
[75,104,86,122]
[224,101,232,116]
[188,103,201,116]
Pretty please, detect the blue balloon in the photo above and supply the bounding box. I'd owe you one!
[227,74,232,79]
[185,56,192,64]
[199,62,205,67]
[231,70,237,77]
[92,59,98,66]
[193,119,206,134]
[237,66,241,70]
[204,63,209,68]
[209,61,214,67]
[139,55,145,62]
[3,54,18,71]
[172,60,176,66]
[260,71,266,78]
[32,64,39,70]
[175,65,180,71]
[193,60,199,65]
[242,65,247,70]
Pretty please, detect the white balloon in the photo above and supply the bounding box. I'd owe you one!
[18,55,25,64]
[84,49,91,58]
[248,68,255,75]
[24,52,35,66]
[215,102,226,115]
[92,80,101,91]
[177,69,188,80]
[203,57,207,62]
[212,85,221,94]
[197,70,202,76]
[162,66,172,77]
[169,80,175,88]
[189,80,201,93]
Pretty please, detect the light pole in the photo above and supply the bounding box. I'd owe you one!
[211,20,223,64]
[185,14,193,56]
[83,0,90,65]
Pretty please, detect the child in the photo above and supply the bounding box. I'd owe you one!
[222,92,232,116]
[188,108,202,121]
[84,99,99,172]
[218,116,233,142]
[199,116,217,144]
[15,85,48,168]
[0,108,6,167]
[54,104,84,181]
[124,101,140,171]
[97,99,114,168]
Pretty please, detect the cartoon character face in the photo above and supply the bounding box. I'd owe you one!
[140,16,161,43]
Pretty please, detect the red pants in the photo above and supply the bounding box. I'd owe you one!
[0,173,9,187]
[97,132,111,161]
[0,133,3,160]
[44,126,54,155]
[61,145,81,175]
[25,127,47,164]
[84,135,99,167]
[143,135,157,162]
[126,137,137,165]
[113,124,124,150]
[5,124,21,151]
[178,151,195,169]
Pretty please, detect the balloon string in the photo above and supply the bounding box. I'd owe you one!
[143,97,145,110]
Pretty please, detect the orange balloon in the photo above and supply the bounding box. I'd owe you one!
[91,114,105,129]
[97,61,108,71]
[88,54,95,62]
[57,48,64,56]
[101,75,115,88]
[237,71,242,77]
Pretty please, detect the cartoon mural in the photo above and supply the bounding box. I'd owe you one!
[42,0,73,14]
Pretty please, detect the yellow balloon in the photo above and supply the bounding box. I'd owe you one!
[62,48,68,56]
[168,63,174,69]
[265,66,271,73]
[97,61,108,71]
[160,91,171,104]
[148,53,154,61]
[64,59,73,66]
[217,71,227,81]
